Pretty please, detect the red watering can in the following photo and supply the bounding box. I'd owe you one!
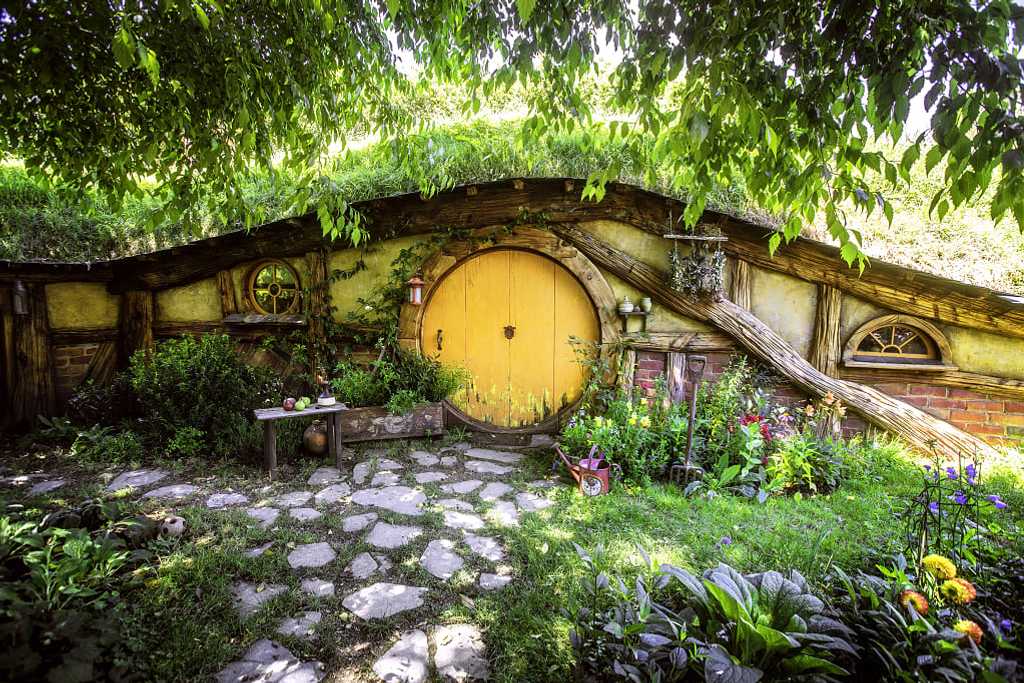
[553,444,619,496]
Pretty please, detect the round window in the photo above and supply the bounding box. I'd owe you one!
[246,260,300,315]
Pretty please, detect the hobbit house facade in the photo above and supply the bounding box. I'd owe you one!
[1,178,1023,456]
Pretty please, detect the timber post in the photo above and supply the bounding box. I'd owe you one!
[119,289,154,366]
[11,281,55,426]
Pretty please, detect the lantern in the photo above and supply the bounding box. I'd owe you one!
[407,275,424,305]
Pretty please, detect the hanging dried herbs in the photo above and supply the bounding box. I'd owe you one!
[668,243,725,297]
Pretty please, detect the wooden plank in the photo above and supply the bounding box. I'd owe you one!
[304,250,328,377]
[119,290,154,365]
[216,269,238,316]
[667,352,686,404]
[551,223,998,459]
[253,404,348,421]
[222,313,306,326]
[81,341,117,386]
[336,403,444,442]
[728,259,751,310]
[622,331,735,353]
[809,284,843,378]
[263,421,276,479]
[11,282,55,425]
[50,327,120,344]
[840,367,1024,401]
[617,348,637,398]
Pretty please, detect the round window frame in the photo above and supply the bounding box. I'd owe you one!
[245,259,302,316]
[842,314,957,371]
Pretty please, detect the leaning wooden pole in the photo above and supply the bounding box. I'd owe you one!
[551,224,998,459]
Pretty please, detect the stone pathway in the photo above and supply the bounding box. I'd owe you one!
[16,440,560,681]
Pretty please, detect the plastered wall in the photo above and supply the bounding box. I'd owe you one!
[46,282,120,329]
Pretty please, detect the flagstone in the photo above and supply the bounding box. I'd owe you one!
[463,534,504,562]
[276,611,322,639]
[313,482,350,505]
[373,629,428,683]
[300,578,335,598]
[464,448,523,464]
[342,582,428,620]
[516,491,554,512]
[307,467,343,486]
[420,539,463,580]
[436,498,474,511]
[410,450,439,467]
[246,507,281,529]
[478,482,512,501]
[479,573,513,591]
[231,581,287,619]
[275,491,314,508]
[207,492,249,508]
[289,507,322,522]
[487,501,520,527]
[214,639,324,683]
[342,512,378,532]
[366,522,422,549]
[107,468,168,492]
[464,460,515,476]
[142,483,198,500]
[29,479,66,495]
[433,624,489,681]
[414,471,448,484]
[443,510,485,531]
[287,542,336,569]
[440,480,482,495]
[351,485,425,516]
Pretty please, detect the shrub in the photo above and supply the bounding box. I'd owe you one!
[567,544,856,681]
[330,349,468,413]
[765,430,847,496]
[70,426,143,467]
[165,426,204,459]
[66,373,138,428]
[128,334,282,458]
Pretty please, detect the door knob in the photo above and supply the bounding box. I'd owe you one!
[436,329,443,351]
[504,325,516,339]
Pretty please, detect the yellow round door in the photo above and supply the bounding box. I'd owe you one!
[420,249,600,427]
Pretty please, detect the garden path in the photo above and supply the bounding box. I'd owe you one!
[89,442,558,682]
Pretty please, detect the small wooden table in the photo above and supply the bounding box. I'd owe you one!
[253,404,347,479]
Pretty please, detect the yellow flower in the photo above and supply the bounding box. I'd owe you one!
[898,590,929,615]
[628,416,638,426]
[954,619,983,645]
[640,416,651,428]
[594,416,604,427]
[803,404,816,417]
[940,578,977,605]
[922,554,957,580]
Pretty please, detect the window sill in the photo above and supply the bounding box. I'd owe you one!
[222,313,307,327]
[842,360,957,372]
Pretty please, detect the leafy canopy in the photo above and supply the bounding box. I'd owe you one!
[1,1,1022,265]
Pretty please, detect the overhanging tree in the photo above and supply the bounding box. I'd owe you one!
[1,0,1022,262]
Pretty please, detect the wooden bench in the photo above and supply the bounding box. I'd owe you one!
[253,404,347,479]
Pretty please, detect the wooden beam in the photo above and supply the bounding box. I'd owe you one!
[551,223,998,459]
[667,352,686,404]
[119,290,154,365]
[840,367,1024,401]
[11,283,55,425]
[622,331,735,353]
[216,269,238,316]
[51,328,119,344]
[809,285,843,378]
[617,348,637,398]
[305,250,329,377]
[728,258,751,310]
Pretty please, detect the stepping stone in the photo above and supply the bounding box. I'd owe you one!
[313,482,351,505]
[207,492,249,508]
[231,581,287,619]
[287,542,336,569]
[414,471,448,484]
[436,498,474,511]
[479,573,513,591]
[528,479,557,489]
[443,510,485,531]
[215,639,324,683]
[441,480,483,495]
[353,461,372,485]
[246,507,280,529]
[465,447,523,464]
[463,534,504,562]
[0,473,45,487]
[478,482,512,501]
[245,541,274,558]
[29,479,65,495]
[276,611,322,639]
[366,522,422,549]
[487,501,520,527]
[410,451,439,467]
[289,507,322,522]
[342,582,428,620]
[142,483,198,500]
[378,458,405,470]
[107,468,168,492]
[465,460,515,476]
[516,491,554,512]
[308,466,343,486]
[439,456,458,468]
[433,624,489,681]
[420,539,464,580]
[301,578,335,598]
[372,471,401,487]
[450,442,472,452]
[373,629,428,683]
[342,512,378,532]
[276,491,314,508]
[347,551,392,580]
[352,486,426,516]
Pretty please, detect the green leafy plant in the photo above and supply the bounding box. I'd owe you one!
[164,426,204,459]
[765,430,847,496]
[568,544,857,681]
[330,349,468,414]
[70,426,143,467]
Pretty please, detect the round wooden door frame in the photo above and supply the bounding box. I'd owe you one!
[397,226,620,433]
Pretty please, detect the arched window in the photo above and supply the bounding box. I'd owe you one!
[245,260,301,315]
[843,315,956,370]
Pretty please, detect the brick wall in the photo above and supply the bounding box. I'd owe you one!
[627,351,1022,447]
[53,343,99,403]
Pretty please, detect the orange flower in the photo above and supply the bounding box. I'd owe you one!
[954,619,983,645]
[940,578,977,605]
[898,590,929,614]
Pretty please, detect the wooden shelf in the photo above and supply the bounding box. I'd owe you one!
[618,309,651,332]
[662,234,728,241]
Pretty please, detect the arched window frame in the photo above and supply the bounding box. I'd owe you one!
[244,259,302,316]
[843,314,957,371]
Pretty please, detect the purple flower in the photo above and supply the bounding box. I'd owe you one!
[923,464,932,472]
[945,467,958,480]
[719,536,732,546]
[966,463,977,479]
[1000,619,1013,635]
[953,491,968,505]
[929,501,940,514]
[987,494,1007,510]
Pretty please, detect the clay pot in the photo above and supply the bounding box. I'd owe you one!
[303,420,328,456]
